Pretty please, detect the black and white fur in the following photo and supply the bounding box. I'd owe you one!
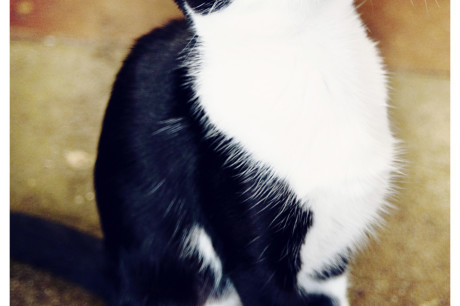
[94,0,399,305]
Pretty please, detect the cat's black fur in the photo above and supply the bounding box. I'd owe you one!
[175,0,231,14]
[10,213,111,298]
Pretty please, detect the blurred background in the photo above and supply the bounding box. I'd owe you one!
[10,0,450,305]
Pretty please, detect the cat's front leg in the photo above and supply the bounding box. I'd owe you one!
[296,177,391,306]
[205,183,344,306]
[227,268,337,306]
[297,246,350,306]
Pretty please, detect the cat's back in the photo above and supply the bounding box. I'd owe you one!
[96,19,195,171]
[94,19,201,252]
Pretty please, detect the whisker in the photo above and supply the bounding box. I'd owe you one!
[355,0,369,10]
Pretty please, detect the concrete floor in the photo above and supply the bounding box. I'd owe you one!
[10,0,450,305]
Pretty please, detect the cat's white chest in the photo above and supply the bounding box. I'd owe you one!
[189,2,395,197]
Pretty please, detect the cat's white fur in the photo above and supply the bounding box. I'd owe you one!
[300,273,349,306]
[181,225,223,281]
[182,226,244,306]
[205,285,243,306]
[186,0,399,304]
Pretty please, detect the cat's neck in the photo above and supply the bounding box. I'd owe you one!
[188,0,356,41]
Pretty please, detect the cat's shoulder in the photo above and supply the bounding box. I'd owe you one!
[116,19,193,79]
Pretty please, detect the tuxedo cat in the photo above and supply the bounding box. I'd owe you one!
[94,0,399,305]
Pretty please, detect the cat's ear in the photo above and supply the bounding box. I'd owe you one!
[174,0,231,15]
